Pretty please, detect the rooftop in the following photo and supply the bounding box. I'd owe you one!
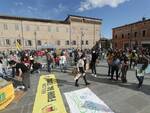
[112,18,150,30]
[0,14,102,24]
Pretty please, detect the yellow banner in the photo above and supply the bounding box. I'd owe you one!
[32,74,67,113]
[16,41,22,51]
[0,83,15,110]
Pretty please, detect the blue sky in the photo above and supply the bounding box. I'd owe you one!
[0,0,150,39]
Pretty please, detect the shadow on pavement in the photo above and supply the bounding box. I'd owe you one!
[57,79,75,87]
[87,74,150,95]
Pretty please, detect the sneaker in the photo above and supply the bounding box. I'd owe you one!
[75,83,79,87]
[94,74,97,77]
[37,70,40,73]
[17,85,25,89]
[91,74,94,76]
[86,82,90,86]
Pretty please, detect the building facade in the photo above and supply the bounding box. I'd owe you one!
[100,38,112,50]
[0,15,102,51]
[112,18,150,49]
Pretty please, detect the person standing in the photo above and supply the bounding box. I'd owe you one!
[136,54,148,89]
[120,53,129,83]
[75,55,90,87]
[107,51,113,76]
[91,50,99,77]
[111,53,121,81]
[46,52,53,73]
[59,53,67,72]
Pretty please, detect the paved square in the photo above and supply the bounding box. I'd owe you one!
[1,61,150,113]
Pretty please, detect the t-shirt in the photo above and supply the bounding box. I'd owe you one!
[16,63,29,74]
[77,59,84,67]
[59,56,66,64]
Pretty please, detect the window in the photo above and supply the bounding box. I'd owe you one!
[48,26,51,32]
[56,27,59,32]
[66,40,69,45]
[115,35,117,39]
[128,33,130,38]
[37,40,41,46]
[57,40,60,45]
[134,32,137,37]
[115,43,117,48]
[122,34,124,38]
[142,30,146,37]
[28,40,32,46]
[6,39,10,45]
[86,40,89,45]
[26,25,30,31]
[17,39,21,45]
[15,24,19,31]
[81,40,84,45]
[66,28,68,32]
[72,40,76,45]
[4,24,8,30]
[0,39,2,46]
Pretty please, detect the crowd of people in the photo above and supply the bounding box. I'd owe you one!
[0,47,150,91]
[107,48,150,88]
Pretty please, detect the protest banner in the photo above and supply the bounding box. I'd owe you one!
[0,81,15,110]
[64,88,114,113]
[32,74,67,113]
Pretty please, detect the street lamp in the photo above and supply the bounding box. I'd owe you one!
[81,31,84,50]
[34,31,37,50]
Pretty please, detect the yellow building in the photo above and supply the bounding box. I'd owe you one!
[0,15,102,51]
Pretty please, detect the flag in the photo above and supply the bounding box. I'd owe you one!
[16,40,22,51]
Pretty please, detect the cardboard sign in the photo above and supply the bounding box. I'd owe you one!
[64,88,114,113]
[32,74,67,113]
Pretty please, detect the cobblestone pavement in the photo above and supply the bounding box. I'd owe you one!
[1,61,150,113]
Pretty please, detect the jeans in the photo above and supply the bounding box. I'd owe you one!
[111,65,119,80]
[47,62,51,73]
[12,67,16,78]
[108,64,112,76]
[91,62,96,74]
[136,76,144,88]
[60,63,67,72]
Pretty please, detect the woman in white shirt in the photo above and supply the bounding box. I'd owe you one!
[75,55,90,87]
[59,53,67,72]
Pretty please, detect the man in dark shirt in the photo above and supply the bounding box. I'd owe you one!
[91,50,99,77]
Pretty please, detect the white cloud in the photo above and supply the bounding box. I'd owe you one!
[78,0,130,12]
[14,2,23,6]
[53,3,67,13]
[27,6,38,11]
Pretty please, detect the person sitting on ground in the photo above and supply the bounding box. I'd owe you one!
[9,60,30,91]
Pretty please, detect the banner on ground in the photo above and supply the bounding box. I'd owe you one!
[32,74,67,113]
[64,88,114,113]
[0,81,15,110]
